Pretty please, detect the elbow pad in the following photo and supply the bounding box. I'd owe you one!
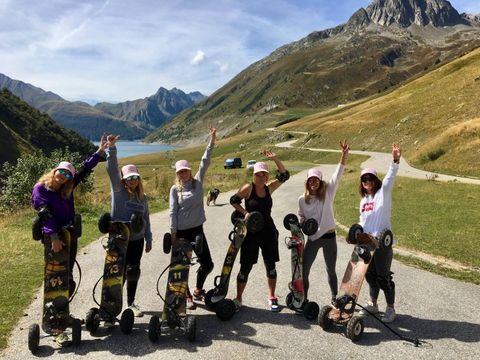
[276,170,290,183]
[230,194,242,205]
[37,206,53,221]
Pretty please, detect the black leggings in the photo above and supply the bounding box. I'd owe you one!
[123,239,144,306]
[177,225,213,289]
[365,245,395,305]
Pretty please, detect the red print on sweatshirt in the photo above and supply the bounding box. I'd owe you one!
[362,201,374,213]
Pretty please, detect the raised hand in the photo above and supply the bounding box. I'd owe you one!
[107,134,120,148]
[340,139,350,155]
[392,143,401,161]
[209,125,217,143]
[262,150,277,160]
[98,134,109,151]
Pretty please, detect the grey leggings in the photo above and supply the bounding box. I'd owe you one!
[303,233,338,299]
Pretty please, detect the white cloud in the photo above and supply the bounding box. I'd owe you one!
[191,50,206,65]
[0,0,474,102]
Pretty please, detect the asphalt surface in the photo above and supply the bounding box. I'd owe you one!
[2,166,480,359]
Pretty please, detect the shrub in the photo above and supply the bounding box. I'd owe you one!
[426,148,446,162]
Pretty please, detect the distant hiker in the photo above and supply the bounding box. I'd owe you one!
[169,126,216,310]
[357,143,401,323]
[230,150,290,312]
[298,140,349,308]
[106,134,153,318]
[31,136,108,343]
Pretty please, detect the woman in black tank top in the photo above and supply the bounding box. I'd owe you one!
[229,150,289,312]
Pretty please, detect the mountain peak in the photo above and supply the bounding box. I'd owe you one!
[366,0,464,27]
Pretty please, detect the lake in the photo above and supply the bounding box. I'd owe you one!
[92,140,177,158]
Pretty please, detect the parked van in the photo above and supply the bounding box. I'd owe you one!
[224,157,242,169]
[246,160,257,169]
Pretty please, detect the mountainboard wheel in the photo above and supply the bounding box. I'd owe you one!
[98,213,112,234]
[148,315,160,342]
[85,307,100,334]
[346,315,364,342]
[231,210,244,226]
[283,213,298,231]
[347,224,363,244]
[185,316,197,342]
[318,305,333,330]
[302,218,318,236]
[285,292,295,310]
[27,323,40,353]
[205,289,217,310]
[163,233,172,254]
[215,299,236,321]
[245,211,264,233]
[71,318,82,346]
[120,308,134,334]
[303,301,319,321]
[378,229,393,249]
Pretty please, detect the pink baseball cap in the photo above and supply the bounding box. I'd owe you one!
[121,164,140,179]
[307,168,323,181]
[253,162,269,174]
[175,159,191,173]
[55,161,76,176]
[360,168,377,177]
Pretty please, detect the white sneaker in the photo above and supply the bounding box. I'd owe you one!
[129,303,144,317]
[382,306,396,323]
[359,302,379,315]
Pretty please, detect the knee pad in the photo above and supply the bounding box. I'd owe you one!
[265,261,277,279]
[266,268,277,279]
[237,263,253,283]
[377,273,394,292]
[126,265,141,282]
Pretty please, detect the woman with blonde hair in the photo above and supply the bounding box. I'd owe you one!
[31,137,108,344]
[298,140,349,309]
[169,127,216,309]
[106,135,153,318]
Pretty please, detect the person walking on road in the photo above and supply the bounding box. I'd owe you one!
[230,150,290,312]
[106,135,153,318]
[298,140,349,309]
[358,143,401,323]
[169,127,217,310]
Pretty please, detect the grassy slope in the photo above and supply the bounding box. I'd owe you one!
[281,47,480,177]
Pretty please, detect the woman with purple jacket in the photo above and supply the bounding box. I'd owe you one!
[31,137,108,343]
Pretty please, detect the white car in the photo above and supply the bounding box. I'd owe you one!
[246,160,257,169]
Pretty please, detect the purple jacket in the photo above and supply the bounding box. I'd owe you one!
[31,152,103,236]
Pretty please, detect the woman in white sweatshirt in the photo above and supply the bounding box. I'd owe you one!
[357,143,401,324]
[298,140,349,307]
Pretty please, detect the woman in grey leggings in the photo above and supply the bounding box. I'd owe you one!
[298,140,349,305]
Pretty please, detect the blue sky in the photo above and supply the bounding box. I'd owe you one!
[0,0,478,103]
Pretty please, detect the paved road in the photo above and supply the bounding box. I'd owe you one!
[276,139,480,185]
[3,167,480,359]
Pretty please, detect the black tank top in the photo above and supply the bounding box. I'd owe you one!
[245,183,274,228]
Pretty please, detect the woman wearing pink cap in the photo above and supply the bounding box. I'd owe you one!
[105,135,153,318]
[31,136,108,343]
[169,126,216,309]
[230,150,289,312]
[298,140,349,310]
[357,143,401,323]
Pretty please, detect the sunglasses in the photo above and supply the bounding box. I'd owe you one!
[57,169,72,180]
[361,176,375,183]
[125,175,140,181]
